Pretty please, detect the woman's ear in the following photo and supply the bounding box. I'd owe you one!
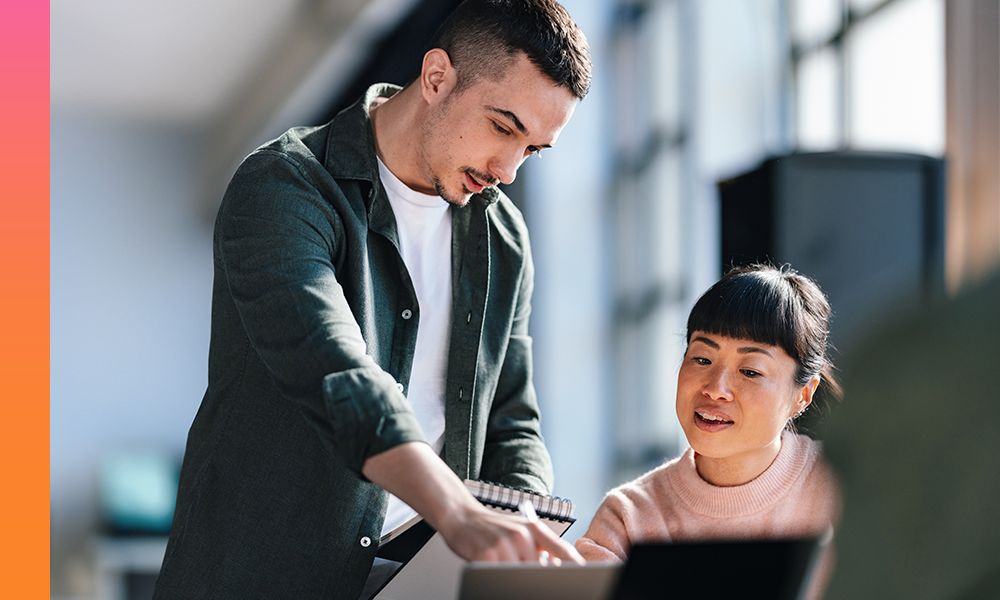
[794,375,821,418]
[419,48,458,105]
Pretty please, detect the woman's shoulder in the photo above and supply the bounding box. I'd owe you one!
[783,431,824,470]
[786,432,841,517]
[603,452,690,508]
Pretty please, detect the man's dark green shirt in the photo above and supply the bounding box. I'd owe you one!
[154,84,554,600]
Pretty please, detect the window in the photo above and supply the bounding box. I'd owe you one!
[791,0,944,155]
[608,0,690,481]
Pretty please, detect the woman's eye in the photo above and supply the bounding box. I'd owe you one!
[492,121,511,136]
[692,357,710,366]
[740,368,762,379]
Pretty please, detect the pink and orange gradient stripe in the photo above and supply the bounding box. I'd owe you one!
[0,0,50,596]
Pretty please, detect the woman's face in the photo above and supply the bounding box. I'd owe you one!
[676,331,813,467]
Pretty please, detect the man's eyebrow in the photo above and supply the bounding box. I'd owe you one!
[486,105,555,149]
[486,106,527,134]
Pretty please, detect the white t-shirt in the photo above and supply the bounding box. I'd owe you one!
[376,157,453,536]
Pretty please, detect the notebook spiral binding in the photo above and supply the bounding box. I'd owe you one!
[464,479,575,522]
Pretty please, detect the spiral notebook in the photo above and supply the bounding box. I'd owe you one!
[371,480,576,600]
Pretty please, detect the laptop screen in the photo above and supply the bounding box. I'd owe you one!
[611,537,822,600]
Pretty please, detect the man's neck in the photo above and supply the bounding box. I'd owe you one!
[369,85,433,195]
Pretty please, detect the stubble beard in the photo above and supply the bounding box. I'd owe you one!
[423,94,497,208]
[433,175,470,208]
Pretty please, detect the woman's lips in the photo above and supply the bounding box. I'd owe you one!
[694,409,735,433]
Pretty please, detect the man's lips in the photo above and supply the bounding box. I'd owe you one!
[463,170,496,194]
[464,172,485,193]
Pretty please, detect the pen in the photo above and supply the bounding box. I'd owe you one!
[518,499,539,523]
[519,499,556,565]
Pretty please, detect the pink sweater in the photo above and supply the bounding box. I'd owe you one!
[576,431,838,561]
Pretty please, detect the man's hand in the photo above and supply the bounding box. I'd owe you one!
[362,442,584,565]
[438,501,584,564]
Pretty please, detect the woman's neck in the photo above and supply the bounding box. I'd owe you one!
[694,435,783,487]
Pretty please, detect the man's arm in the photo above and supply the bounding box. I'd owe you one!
[363,441,582,563]
[219,151,425,470]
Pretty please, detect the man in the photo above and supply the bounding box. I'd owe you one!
[153,1,592,599]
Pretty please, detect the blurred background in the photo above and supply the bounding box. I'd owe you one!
[51,0,999,598]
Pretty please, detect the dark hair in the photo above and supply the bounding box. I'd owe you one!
[686,264,843,407]
[430,0,592,99]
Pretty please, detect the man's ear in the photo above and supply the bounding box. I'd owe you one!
[420,48,458,105]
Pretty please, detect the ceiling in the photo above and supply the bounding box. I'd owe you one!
[52,0,419,210]
[51,0,411,127]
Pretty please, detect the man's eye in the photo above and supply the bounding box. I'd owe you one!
[527,146,543,157]
[740,369,762,379]
[492,122,511,136]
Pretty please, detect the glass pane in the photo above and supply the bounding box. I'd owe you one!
[791,0,844,46]
[849,0,886,15]
[613,177,642,296]
[650,150,683,284]
[613,302,685,462]
[646,0,682,132]
[612,32,645,155]
[614,319,642,456]
[646,304,686,452]
[847,0,944,154]
[635,159,658,284]
[796,47,840,150]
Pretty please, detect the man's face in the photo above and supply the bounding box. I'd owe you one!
[418,53,578,206]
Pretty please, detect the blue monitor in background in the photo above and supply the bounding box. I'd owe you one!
[99,450,178,535]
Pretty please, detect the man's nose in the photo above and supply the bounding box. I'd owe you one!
[489,150,524,186]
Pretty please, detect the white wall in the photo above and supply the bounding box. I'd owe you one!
[50,115,213,595]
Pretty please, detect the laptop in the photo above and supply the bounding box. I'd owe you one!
[457,537,822,600]
[457,562,623,600]
[612,537,823,600]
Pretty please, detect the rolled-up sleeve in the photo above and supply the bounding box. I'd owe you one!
[218,150,425,473]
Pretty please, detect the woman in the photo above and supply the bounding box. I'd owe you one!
[576,264,841,563]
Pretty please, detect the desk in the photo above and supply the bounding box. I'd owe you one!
[94,536,167,600]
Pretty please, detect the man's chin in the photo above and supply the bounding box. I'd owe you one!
[433,179,470,207]
[440,187,472,207]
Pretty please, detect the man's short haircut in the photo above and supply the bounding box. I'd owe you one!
[430,0,592,99]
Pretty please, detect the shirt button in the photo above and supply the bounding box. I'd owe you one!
[396,383,404,393]
[401,309,413,320]
[360,536,371,548]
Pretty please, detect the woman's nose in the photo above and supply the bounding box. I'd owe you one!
[702,368,734,402]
